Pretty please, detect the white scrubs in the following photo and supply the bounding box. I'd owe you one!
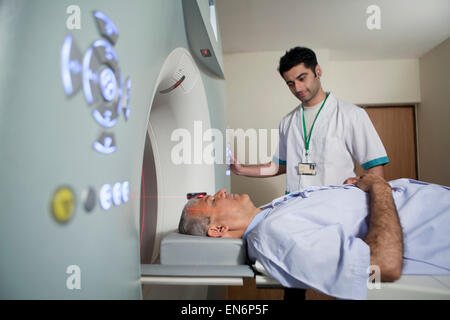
[273,92,389,193]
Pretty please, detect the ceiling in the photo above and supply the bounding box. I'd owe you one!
[215,0,450,60]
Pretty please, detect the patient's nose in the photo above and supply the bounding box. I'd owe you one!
[215,189,227,198]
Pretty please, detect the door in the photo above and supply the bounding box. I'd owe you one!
[356,105,418,181]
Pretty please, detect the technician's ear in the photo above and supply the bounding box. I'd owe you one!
[315,65,322,78]
[207,225,229,238]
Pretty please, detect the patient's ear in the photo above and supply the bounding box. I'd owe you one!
[207,225,229,238]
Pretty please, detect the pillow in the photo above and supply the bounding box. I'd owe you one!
[160,232,247,265]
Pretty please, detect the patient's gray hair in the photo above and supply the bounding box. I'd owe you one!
[178,198,211,236]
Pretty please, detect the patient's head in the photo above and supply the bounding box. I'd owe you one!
[178,198,211,237]
[178,189,261,239]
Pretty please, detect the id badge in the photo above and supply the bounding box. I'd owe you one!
[298,162,317,175]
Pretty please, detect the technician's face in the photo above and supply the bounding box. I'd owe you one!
[283,63,321,104]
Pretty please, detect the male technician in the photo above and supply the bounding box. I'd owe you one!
[231,47,389,194]
[230,47,389,299]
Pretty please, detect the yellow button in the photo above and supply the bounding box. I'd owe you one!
[51,187,75,223]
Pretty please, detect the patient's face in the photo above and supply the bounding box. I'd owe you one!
[187,189,253,222]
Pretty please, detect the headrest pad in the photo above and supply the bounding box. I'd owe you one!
[160,232,247,265]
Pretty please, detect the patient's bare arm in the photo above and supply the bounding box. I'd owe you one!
[355,174,403,282]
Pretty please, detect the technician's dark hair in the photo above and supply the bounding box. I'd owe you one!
[278,47,318,78]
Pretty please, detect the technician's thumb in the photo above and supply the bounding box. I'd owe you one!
[344,177,359,185]
[230,153,238,164]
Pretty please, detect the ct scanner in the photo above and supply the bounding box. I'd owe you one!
[1,0,449,301]
[0,0,229,299]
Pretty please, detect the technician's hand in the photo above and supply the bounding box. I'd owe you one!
[343,177,359,185]
[344,174,390,193]
[229,153,244,176]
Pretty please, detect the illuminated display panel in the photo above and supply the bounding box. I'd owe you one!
[100,181,130,211]
[61,11,130,155]
[209,0,218,42]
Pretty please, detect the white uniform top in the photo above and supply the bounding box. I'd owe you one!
[273,92,389,193]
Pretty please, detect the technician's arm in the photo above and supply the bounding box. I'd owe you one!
[354,174,403,282]
[230,154,286,177]
[365,165,384,178]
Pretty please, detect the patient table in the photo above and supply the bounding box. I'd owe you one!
[141,232,450,299]
[142,232,254,286]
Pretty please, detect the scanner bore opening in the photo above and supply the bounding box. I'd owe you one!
[139,48,216,264]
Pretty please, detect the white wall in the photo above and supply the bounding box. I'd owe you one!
[327,59,421,105]
[224,49,422,205]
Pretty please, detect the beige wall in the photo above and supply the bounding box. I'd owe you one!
[417,38,450,185]
[327,59,421,105]
[224,49,423,206]
[224,51,292,205]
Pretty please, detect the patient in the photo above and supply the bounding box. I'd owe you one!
[178,175,450,299]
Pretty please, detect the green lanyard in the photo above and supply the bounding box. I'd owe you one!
[302,93,329,157]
